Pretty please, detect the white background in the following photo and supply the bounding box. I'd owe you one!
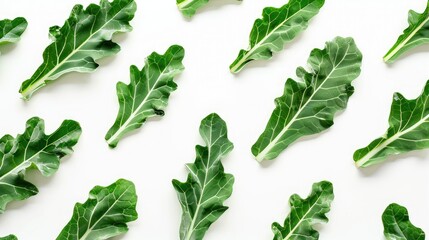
[0,0,428,239]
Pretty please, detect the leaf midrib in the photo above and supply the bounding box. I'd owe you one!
[0,130,76,182]
[0,21,25,44]
[231,2,316,72]
[392,214,407,239]
[384,14,429,61]
[106,58,175,145]
[21,2,132,97]
[255,44,351,161]
[79,186,131,240]
[282,194,323,240]
[184,129,213,240]
[355,112,429,167]
[177,0,196,10]
[184,127,227,240]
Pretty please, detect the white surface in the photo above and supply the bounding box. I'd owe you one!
[0,0,429,239]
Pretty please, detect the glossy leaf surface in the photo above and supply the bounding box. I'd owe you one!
[105,45,185,148]
[272,181,334,240]
[57,179,138,240]
[383,203,425,240]
[0,117,81,213]
[19,0,137,100]
[172,113,234,240]
[384,1,429,63]
[252,37,362,162]
[354,80,429,168]
[230,0,325,73]
[0,17,27,47]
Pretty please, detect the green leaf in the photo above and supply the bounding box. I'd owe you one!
[0,235,18,240]
[176,0,241,18]
[0,117,82,213]
[57,179,138,240]
[19,0,137,100]
[383,203,425,240]
[252,37,362,162]
[230,0,325,73]
[0,17,27,46]
[272,181,334,240]
[384,2,429,63]
[172,113,234,240]
[354,80,429,168]
[105,45,185,148]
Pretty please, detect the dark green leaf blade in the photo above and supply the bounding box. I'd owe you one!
[176,0,241,18]
[172,113,234,240]
[354,80,429,168]
[105,45,185,148]
[272,181,334,240]
[383,203,425,240]
[230,0,325,73]
[0,235,18,240]
[57,179,138,240]
[19,0,137,100]
[0,117,82,213]
[252,37,362,162]
[384,2,429,63]
[0,17,27,46]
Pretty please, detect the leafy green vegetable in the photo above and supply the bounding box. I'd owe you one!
[272,181,334,240]
[105,45,185,148]
[0,17,27,47]
[57,179,138,240]
[0,117,81,213]
[354,80,429,168]
[252,37,362,162]
[176,0,241,18]
[384,2,429,63]
[383,203,425,240]
[19,0,137,100]
[0,235,17,240]
[230,0,325,73]
[172,113,234,240]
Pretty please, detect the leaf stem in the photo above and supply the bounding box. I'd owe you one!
[384,16,429,63]
[20,79,46,100]
[355,113,429,167]
[229,56,248,73]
